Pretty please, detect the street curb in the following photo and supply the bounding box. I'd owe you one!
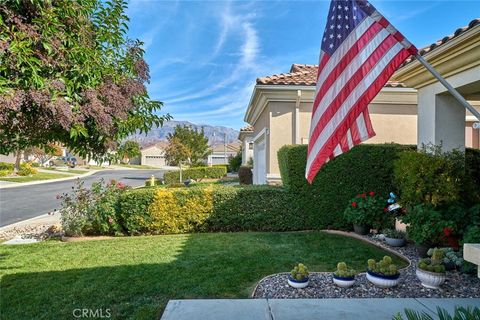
[0,170,101,189]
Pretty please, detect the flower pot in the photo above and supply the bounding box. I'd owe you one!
[332,275,355,288]
[287,276,309,289]
[415,268,445,289]
[366,270,400,288]
[415,244,430,258]
[385,237,406,247]
[353,224,370,235]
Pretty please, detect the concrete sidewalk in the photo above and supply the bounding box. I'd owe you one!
[160,298,480,320]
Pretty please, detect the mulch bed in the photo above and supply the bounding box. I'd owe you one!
[252,231,480,299]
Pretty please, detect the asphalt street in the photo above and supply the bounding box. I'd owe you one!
[0,169,165,227]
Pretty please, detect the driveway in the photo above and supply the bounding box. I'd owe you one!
[0,169,165,227]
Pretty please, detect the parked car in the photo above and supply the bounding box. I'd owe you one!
[49,156,77,168]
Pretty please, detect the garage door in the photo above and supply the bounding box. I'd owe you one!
[143,155,166,167]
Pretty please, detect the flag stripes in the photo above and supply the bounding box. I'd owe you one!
[306,0,416,183]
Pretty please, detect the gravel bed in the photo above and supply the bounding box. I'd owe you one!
[0,223,62,241]
[253,232,480,299]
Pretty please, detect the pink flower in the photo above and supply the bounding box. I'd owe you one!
[117,182,126,189]
[369,191,375,197]
[108,216,113,224]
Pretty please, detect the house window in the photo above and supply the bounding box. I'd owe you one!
[248,142,253,150]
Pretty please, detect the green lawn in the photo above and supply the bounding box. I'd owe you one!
[0,231,407,320]
[43,167,89,174]
[0,172,72,182]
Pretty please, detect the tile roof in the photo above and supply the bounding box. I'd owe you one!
[256,64,405,87]
[239,125,254,132]
[401,18,480,66]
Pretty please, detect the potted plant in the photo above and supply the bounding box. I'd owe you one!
[288,263,309,289]
[416,248,446,289]
[333,262,356,288]
[344,192,391,235]
[383,229,406,247]
[427,247,463,271]
[366,256,400,288]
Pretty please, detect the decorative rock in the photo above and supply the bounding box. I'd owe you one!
[253,233,480,299]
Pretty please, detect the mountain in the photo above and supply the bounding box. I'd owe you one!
[128,121,240,147]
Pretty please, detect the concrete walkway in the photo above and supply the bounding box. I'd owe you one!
[160,298,480,320]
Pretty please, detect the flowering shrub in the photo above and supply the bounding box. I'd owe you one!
[343,192,393,230]
[18,162,38,176]
[59,179,129,236]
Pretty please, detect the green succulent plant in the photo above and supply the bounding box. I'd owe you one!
[290,263,309,281]
[334,262,356,278]
[418,248,446,273]
[367,256,400,276]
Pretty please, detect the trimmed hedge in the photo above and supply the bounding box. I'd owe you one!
[116,185,304,235]
[277,144,480,230]
[164,166,227,184]
[278,144,414,229]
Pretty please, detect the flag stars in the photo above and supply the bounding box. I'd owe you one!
[353,15,357,20]
[329,33,334,39]
[337,4,342,9]
[329,43,334,49]
[337,14,342,19]
[337,34,342,39]
[344,6,349,10]
[353,6,357,10]
[337,24,341,29]
[346,25,350,30]
[330,24,334,29]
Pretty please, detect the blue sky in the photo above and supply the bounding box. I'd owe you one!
[126,0,479,129]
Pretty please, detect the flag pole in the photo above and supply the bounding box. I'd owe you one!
[414,54,480,124]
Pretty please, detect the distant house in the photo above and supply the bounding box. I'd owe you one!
[238,125,254,165]
[140,142,168,167]
[207,142,241,166]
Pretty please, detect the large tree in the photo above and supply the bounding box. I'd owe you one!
[165,125,210,166]
[0,0,170,167]
[117,140,140,164]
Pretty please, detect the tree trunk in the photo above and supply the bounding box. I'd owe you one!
[14,149,22,173]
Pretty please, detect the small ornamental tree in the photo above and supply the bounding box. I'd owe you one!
[165,126,210,166]
[228,148,242,172]
[25,144,63,166]
[117,140,141,164]
[0,0,170,169]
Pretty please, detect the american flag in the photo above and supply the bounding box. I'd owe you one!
[305,0,417,183]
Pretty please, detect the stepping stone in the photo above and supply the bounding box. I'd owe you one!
[2,236,41,245]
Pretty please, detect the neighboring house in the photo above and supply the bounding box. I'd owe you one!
[140,142,168,167]
[244,19,480,185]
[207,142,241,166]
[238,125,254,165]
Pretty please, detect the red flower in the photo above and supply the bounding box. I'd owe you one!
[443,227,452,237]
[352,202,357,208]
[383,207,388,213]
[360,193,366,198]
[117,182,126,189]
[369,191,375,197]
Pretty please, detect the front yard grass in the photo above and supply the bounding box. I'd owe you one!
[0,231,407,320]
[0,171,72,182]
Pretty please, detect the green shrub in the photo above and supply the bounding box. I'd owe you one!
[462,226,480,245]
[116,185,304,235]
[0,162,14,171]
[400,204,453,246]
[164,166,227,184]
[0,169,10,176]
[60,180,128,236]
[394,147,466,208]
[277,144,412,229]
[238,166,253,185]
[17,162,38,176]
[117,188,157,235]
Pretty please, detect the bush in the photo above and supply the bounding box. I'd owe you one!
[277,144,412,229]
[238,166,253,185]
[400,204,453,246]
[60,179,128,236]
[117,188,156,235]
[394,146,466,208]
[116,185,304,235]
[0,162,14,171]
[462,226,480,245]
[0,170,10,177]
[164,166,227,184]
[228,150,242,172]
[343,192,393,230]
[17,162,38,176]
